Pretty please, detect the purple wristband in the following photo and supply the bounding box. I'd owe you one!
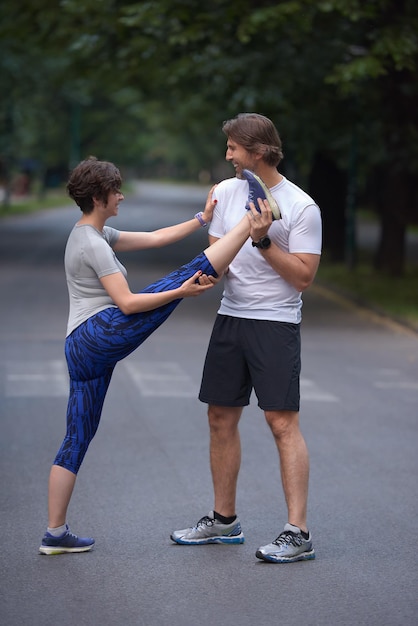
[194,211,207,227]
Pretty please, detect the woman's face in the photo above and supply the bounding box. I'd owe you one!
[94,189,124,218]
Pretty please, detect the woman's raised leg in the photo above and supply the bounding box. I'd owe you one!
[202,213,251,274]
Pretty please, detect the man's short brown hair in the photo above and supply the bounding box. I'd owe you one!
[222,113,284,167]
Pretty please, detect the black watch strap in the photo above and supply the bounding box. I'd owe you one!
[252,236,271,249]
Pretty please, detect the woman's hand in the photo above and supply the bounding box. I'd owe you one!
[101,269,216,314]
[178,271,217,298]
[201,184,218,224]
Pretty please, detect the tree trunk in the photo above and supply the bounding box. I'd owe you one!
[374,168,413,276]
[308,152,347,263]
[375,212,406,276]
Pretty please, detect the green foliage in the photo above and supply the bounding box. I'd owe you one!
[0,0,417,182]
[0,189,69,215]
[318,258,418,331]
[0,0,417,275]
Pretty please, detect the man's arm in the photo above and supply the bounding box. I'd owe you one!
[255,248,320,292]
[249,199,321,291]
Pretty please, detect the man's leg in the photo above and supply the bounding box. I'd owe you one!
[208,405,243,517]
[264,409,309,532]
[170,404,245,544]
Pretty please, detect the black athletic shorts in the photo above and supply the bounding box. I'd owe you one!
[199,314,301,411]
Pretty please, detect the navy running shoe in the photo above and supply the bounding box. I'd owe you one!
[242,169,281,220]
[39,524,95,555]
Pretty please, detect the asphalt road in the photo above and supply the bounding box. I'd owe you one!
[0,182,417,626]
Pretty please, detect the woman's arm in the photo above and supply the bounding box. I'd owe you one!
[100,271,215,315]
[114,185,217,252]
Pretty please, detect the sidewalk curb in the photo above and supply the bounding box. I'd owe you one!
[313,282,418,337]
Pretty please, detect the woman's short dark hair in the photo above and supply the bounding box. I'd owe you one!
[222,113,284,167]
[67,156,122,213]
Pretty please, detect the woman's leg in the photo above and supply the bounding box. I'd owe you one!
[203,213,250,274]
[46,329,115,529]
[53,371,114,475]
[47,465,77,528]
[82,213,252,363]
[48,372,113,527]
[45,214,251,528]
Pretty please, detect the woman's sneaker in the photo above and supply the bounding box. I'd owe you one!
[255,523,315,563]
[170,511,245,545]
[39,524,95,555]
[242,169,281,220]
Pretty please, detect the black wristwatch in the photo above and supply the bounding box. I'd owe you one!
[252,236,271,250]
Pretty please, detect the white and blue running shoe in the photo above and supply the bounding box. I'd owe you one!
[242,169,281,220]
[39,524,95,555]
[256,523,315,563]
[170,512,244,545]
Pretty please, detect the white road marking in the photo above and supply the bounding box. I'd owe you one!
[374,381,418,390]
[372,368,418,390]
[345,366,418,391]
[11,360,416,401]
[124,361,197,397]
[300,379,339,402]
[5,360,68,397]
[125,363,341,401]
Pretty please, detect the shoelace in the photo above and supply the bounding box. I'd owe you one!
[272,531,304,547]
[65,530,79,541]
[195,515,215,529]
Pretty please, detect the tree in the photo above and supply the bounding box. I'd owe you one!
[1,0,417,274]
[320,0,418,275]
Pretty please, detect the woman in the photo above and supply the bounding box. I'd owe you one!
[39,157,272,555]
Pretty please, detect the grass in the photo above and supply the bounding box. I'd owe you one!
[0,188,70,215]
[317,256,418,332]
[0,181,135,215]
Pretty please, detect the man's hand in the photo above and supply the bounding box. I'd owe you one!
[247,198,273,242]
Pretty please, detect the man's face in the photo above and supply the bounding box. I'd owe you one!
[225,138,258,178]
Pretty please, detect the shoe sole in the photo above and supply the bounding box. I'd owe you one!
[170,534,245,545]
[242,169,281,220]
[255,548,315,563]
[39,544,94,555]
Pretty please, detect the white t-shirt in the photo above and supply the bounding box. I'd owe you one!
[209,175,322,323]
[64,224,126,336]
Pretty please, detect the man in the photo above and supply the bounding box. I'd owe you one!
[171,113,322,563]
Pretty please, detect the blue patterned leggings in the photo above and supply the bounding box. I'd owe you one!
[54,252,216,474]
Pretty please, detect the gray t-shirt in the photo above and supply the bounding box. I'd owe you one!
[64,224,127,336]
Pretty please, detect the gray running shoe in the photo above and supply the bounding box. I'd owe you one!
[170,511,244,545]
[256,523,315,563]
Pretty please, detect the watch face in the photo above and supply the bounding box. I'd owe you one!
[260,236,271,248]
[252,236,271,249]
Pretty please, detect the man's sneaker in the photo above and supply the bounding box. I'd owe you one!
[39,524,95,555]
[256,523,315,563]
[170,511,245,545]
[242,169,281,220]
